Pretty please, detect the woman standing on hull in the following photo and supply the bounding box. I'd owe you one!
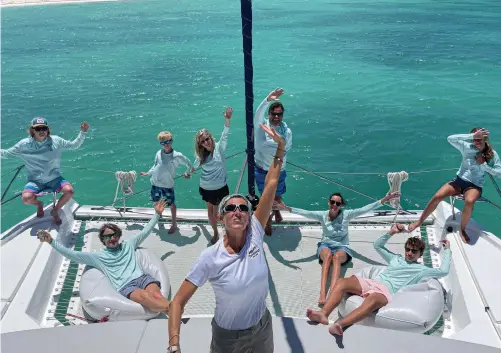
[276,191,399,305]
[192,107,233,244]
[408,128,501,243]
[167,124,285,353]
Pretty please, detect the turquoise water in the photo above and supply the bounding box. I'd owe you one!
[2,0,500,235]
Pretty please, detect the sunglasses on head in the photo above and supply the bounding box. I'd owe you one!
[200,137,211,144]
[329,200,343,206]
[160,140,172,145]
[223,204,250,213]
[102,232,119,240]
[34,126,48,132]
[405,247,419,254]
[270,112,283,118]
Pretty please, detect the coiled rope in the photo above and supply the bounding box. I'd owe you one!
[111,171,137,208]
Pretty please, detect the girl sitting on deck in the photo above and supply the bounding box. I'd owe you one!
[408,128,501,243]
[191,107,233,244]
[167,124,285,353]
[37,201,170,314]
[275,191,399,305]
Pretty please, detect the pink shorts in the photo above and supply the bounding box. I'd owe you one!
[354,276,392,303]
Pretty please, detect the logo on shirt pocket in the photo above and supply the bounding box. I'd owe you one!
[248,244,260,258]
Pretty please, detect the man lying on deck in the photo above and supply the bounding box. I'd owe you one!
[37,200,170,314]
[306,223,451,336]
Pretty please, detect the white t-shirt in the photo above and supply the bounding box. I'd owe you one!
[186,215,269,330]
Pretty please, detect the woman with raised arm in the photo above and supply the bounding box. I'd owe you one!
[192,107,233,244]
[275,191,399,305]
[408,128,501,243]
[167,124,285,353]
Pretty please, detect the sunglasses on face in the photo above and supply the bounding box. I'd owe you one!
[200,137,211,145]
[329,200,342,206]
[160,140,172,145]
[34,126,48,132]
[223,204,250,214]
[405,247,419,254]
[270,112,283,118]
[473,138,483,143]
[102,233,119,240]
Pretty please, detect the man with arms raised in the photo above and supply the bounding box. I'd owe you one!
[1,117,89,224]
[254,88,292,235]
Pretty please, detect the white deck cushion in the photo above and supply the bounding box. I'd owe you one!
[338,265,445,333]
[79,248,170,321]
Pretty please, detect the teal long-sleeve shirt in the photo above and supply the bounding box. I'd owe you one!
[146,150,192,189]
[291,200,383,250]
[254,97,292,171]
[0,132,86,184]
[373,233,452,294]
[448,133,501,187]
[193,125,230,190]
[50,214,160,291]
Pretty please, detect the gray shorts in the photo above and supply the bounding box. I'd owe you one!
[118,273,161,298]
[210,309,273,353]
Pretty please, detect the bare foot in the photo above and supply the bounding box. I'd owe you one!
[274,210,283,223]
[36,203,45,218]
[329,322,344,336]
[460,230,470,244]
[168,225,177,234]
[51,208,62,225]
[210,234,219,244]
[306,308,329,325]
[408,221,421,232]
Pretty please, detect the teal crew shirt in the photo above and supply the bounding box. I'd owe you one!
[193,125,230,190]
[50,214,160,291]
[1,132,86,184]
[373,233,452,294]
[147,150,192,189]
[291,200,383,250]
[448,133,501,187]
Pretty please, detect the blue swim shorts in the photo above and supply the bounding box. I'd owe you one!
[255,166,287,197]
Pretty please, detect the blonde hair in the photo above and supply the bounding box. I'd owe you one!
[158,131,173,142]
[194,129,215,165]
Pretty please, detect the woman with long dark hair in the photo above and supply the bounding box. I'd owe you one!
[276,192,399,305]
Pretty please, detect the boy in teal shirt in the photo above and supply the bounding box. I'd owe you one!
[140,131,192,234]
[307,223,451,336]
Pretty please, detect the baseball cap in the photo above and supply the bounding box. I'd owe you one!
[31,117,49,127]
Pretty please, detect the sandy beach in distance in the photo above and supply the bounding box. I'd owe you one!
[1,0,120,7]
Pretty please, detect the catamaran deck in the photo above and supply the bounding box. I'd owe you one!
[52,206,437,327]
[2,201,501,352]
